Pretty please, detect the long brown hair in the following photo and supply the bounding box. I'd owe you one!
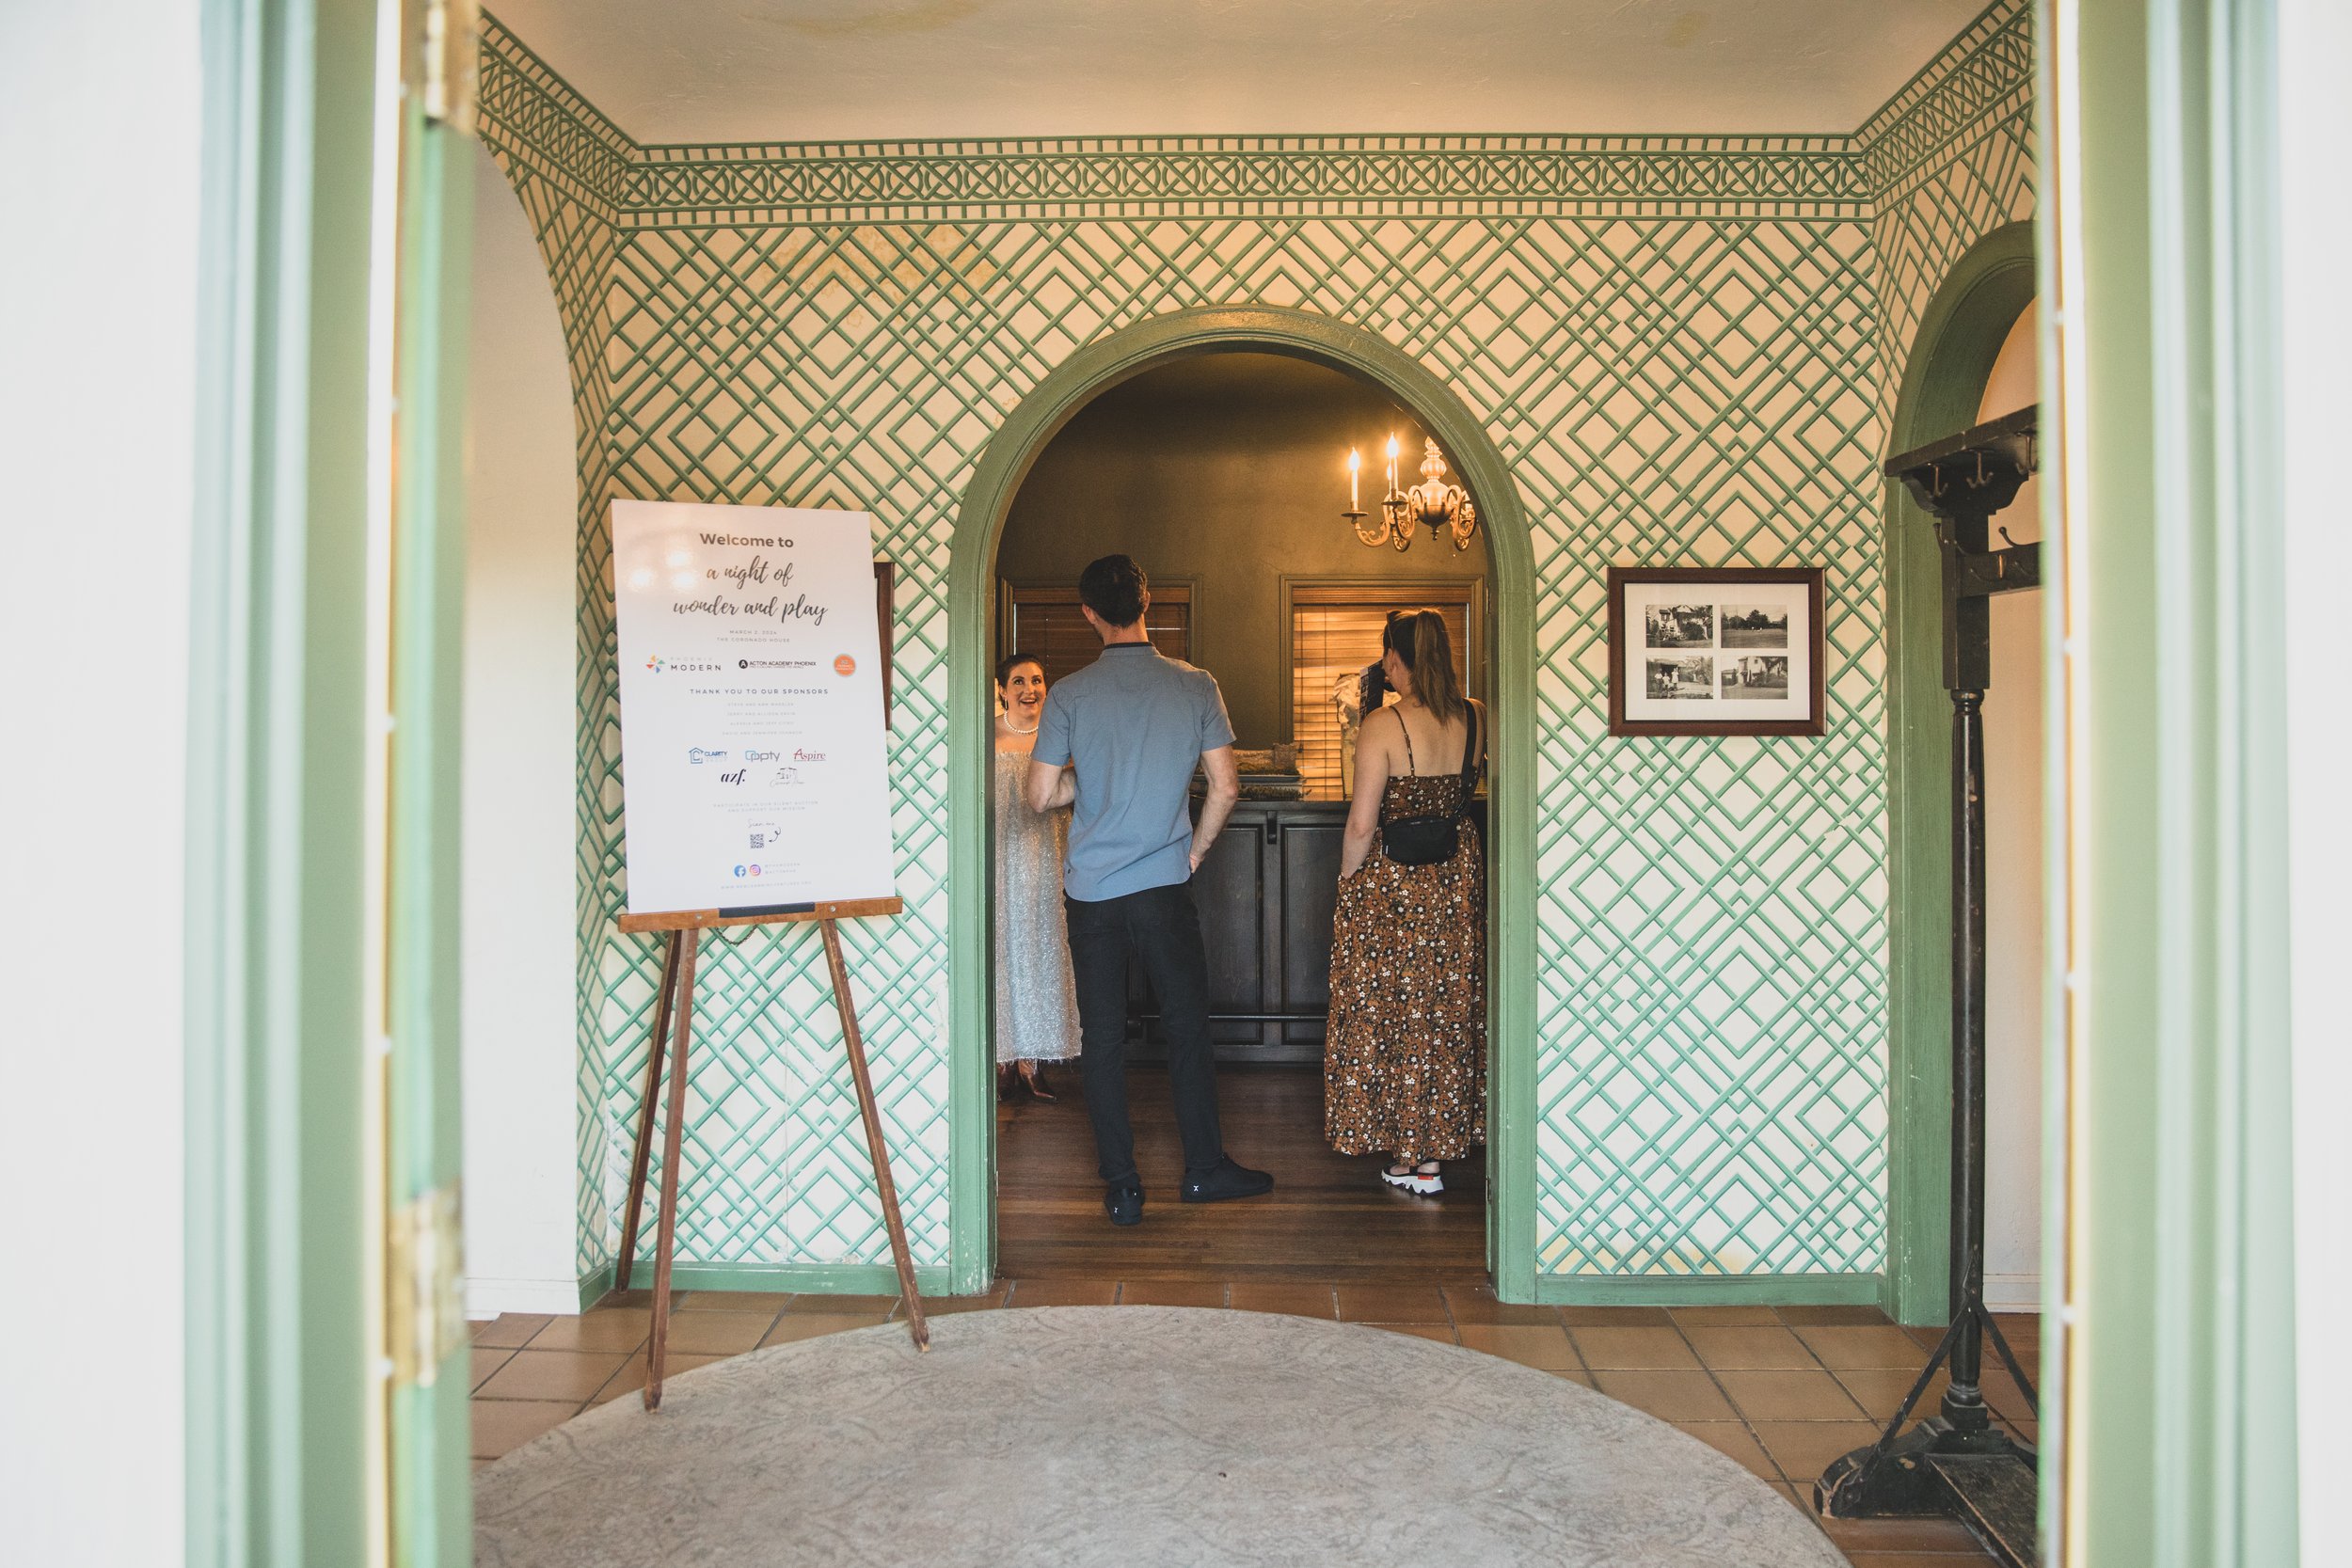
[1383,609,1466,727]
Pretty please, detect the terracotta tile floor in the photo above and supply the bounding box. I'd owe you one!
[470,1287,2035,1565]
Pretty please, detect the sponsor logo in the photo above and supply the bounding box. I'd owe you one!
[645,655,666,673]
[833,654,857,675]
[646,656,722,674]
[792,748,827,763]
[688,747,729,765]
[717,768,746,784]
[739,657,816,670]
[741,749,780,763]
[769,766,803,786]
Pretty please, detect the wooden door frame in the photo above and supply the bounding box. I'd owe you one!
[944,306,1543,1300]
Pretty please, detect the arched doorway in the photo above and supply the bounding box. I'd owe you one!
[942,307,1542,1298]
[1881,222,2037,1326]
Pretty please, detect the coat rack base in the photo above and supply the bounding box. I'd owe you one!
[1818,1425,2038,1568]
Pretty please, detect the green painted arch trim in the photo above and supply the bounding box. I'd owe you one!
[1893,221,2038,449]
[943,306,1542,1300]
[1882,219,2036,1326]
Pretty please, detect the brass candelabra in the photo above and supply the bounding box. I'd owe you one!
[1343,435,1478,552]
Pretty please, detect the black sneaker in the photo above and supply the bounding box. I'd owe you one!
[1104,1180,1144,1227]
[1181,1156,1275,1204]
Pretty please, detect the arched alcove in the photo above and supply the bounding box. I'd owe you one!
[942,307,1542,1297]
[1881,221,2037,1325]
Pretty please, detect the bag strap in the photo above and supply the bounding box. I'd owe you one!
[1395,705,1417,776]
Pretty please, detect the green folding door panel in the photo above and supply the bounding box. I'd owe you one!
[185,0,383,1561]
[2061,0,2301,1560]
[471,1,2038,1294]
[387,53,476,1568]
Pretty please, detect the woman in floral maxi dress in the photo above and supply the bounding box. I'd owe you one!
[1324,610,1487,1195]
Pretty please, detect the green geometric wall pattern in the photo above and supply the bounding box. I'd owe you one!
[475,0,2035,1285]
[1863,0,2039,420]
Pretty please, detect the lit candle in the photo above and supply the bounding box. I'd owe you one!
[1386,433,1399,494]
[1347,448,1360,511]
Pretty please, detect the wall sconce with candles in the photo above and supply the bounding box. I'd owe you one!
[1343,435,1478,552]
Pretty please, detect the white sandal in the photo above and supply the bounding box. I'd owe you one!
[1381,1162,1443,1196]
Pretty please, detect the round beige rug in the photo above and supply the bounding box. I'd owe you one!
[475,1306,1841,1568]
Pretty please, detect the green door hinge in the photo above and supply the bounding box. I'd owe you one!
[387,1180,467,1387]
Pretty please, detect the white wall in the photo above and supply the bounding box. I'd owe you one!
[0,4,196,1562]
[460,141,586,1315]
[1977,302,2042,1311]
[2281,0,2352,1549]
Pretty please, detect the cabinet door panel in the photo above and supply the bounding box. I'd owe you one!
[1123,810,1269,1053]
[1197,813,1269,1046]
[1280,818,1345,1049]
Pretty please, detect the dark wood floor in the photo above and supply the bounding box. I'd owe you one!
[996,1062,1489,1282]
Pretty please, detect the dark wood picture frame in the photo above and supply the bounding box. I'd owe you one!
[1606,565,1826,736]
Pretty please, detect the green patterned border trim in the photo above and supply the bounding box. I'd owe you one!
[1854,0,2033,201]
[476,12,1869,224]
[474,5,2035,229]
[624,135,1868,223]
[478,12,635,221]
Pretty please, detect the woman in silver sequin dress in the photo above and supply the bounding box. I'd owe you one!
[994,654,1082,1098]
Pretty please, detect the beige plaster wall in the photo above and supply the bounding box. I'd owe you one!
[461,142,590,1315]
[1977,301,2042,1309]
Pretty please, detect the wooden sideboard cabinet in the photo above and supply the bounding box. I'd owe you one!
[1122,797,1488,1064]
[1125,800,1344,1063]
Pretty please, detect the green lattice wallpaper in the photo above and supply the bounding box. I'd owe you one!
[1862,0,2038,413]
[476,0,2035,1286]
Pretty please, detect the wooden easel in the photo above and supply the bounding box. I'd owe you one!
[612,896,930,1409]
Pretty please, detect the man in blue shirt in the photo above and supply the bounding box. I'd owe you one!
[1027,554,1275,1226]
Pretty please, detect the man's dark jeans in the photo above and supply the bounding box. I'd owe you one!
[1063,879,1225,1184]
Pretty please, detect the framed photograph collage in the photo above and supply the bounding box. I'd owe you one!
[1606,566,1826,736]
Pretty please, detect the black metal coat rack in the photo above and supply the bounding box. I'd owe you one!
[1816,404,2042,1567]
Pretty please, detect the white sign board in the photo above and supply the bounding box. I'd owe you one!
[611,500,895,918]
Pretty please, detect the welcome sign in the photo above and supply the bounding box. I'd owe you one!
[612,500,896,916]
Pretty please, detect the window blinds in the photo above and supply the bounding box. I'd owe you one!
[1290,595,1469,800]
[1005,591,1191,686]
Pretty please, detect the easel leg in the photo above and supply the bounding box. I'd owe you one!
[617,930,683,1293]
[644,931,700,1409]
[818,919,930,1352]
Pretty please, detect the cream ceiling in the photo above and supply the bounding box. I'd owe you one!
[485,0,1986,146]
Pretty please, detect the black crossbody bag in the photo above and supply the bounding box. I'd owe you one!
[1379,705,1480,866]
